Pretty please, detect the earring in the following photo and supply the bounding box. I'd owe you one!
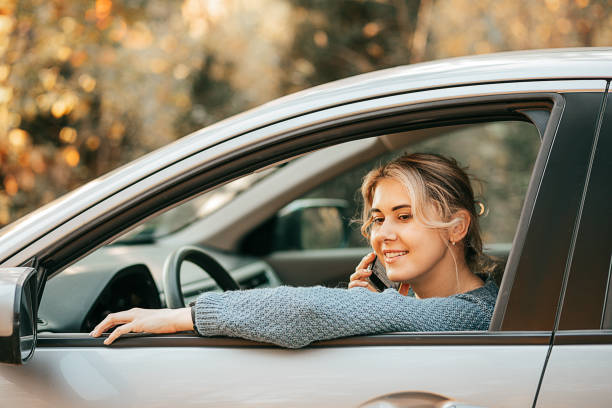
[450,240,456,246]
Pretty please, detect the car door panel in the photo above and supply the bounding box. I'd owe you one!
[264,248,368,287]
[535,338,612,407]
[535,86,612,407]
[1,338,549,408]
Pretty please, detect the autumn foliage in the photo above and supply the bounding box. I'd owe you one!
[0,0,610,226]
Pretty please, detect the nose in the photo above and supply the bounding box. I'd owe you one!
[373,218,397,242]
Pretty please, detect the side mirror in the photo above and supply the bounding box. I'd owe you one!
[275,198,350,250]
[0,267,38,365]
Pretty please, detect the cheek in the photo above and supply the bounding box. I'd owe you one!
[369,229,386,257]
[398,225,441,252]
[414,230,447,258]
[395,225,420,245]
[369,231,380,250]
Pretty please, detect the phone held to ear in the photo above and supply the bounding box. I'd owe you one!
[367,256,397,292]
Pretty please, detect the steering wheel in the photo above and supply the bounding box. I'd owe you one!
[163,246,240,309]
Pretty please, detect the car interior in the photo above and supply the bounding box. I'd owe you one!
[37,118,541,335]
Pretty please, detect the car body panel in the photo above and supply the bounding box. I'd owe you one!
[0,342,548,407]
[536,341,612,407]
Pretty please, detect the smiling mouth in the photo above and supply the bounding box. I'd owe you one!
[384,251,408,262]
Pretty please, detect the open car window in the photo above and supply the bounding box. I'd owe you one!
[115,168,279,244]
[39,114,542,335]
[288,121,540,251]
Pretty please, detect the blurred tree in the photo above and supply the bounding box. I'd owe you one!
[0,0,212,223]
[0,0,610,227]
[425,0,611,58]
[280,0,421,93]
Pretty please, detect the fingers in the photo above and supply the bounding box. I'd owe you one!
[355,252,376,271]
[90,309,136,338]
[104,322,135,345]
[348,279,377,292]
[91,309,141,345]
[350,252,376,282]
[90,308,184,345]
[89,308,137,337]
[348,279,369,289]
[349,252,378,292]
[349,268,372,282]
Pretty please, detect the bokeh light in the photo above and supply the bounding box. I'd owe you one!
[62,146,80,167]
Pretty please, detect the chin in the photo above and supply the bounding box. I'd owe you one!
[386,268,408,282]
[386,264,420,283]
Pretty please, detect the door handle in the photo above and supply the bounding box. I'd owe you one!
[359,391,487,408]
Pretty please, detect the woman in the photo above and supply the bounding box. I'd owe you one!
[90,153,499,348]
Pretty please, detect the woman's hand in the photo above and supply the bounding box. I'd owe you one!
[90,307,193,345]
[349,252,378,292]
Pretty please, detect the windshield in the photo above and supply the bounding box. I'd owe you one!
[115,167,278,244]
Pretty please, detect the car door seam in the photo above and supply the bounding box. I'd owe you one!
[601,253,612,328]
[531,80,610,408]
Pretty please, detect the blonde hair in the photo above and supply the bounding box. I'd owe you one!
[360,153,490,274]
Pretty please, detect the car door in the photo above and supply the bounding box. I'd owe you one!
[535,86,612,407]
[0,79,606,408]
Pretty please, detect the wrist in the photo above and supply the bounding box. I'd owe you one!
[175,307,194,332]
[189,300,201,334]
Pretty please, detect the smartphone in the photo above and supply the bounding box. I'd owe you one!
[367,255,396,292]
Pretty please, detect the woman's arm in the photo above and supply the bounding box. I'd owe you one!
[194,283,496,348]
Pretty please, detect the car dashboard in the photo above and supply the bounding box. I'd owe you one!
[37,245,282,333]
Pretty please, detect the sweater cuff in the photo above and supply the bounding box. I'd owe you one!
[194,292,225,336]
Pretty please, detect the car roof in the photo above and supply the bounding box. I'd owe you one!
[1,47,611,264]
[258,47,612,115]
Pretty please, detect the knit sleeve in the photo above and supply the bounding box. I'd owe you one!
[194,283,497,349]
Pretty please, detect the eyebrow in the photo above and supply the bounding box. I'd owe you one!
[370,204,411,214]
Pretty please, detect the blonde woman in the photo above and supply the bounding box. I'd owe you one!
[91,153,499,348]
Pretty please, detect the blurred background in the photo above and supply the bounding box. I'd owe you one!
[0,0,610,227]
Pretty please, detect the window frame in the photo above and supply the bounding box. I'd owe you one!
[492,90,606,332]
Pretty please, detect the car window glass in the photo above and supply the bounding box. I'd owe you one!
[298,121,540,250]
[115,167,278,244]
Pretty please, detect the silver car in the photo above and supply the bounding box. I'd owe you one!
[1,48,611,407]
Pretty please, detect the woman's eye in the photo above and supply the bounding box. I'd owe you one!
[372,217,384,225]
[398,213,412,221]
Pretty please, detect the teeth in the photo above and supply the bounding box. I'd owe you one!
[385,251,407,258]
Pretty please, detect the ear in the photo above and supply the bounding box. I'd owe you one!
[448,209,471,244]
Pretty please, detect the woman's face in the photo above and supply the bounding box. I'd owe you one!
[369,177,451,284]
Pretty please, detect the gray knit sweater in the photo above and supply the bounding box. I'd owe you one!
[194,280,498,348]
